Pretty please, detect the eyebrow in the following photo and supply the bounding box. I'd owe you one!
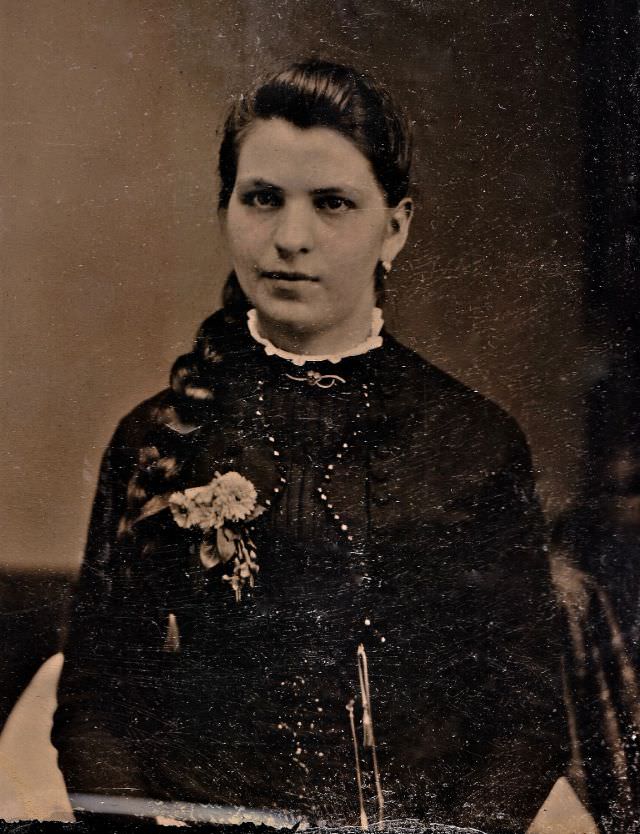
[238,178,283,191]
[311,186,359,196]
[237,178,362,197]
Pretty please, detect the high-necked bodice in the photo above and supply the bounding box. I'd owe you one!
[256,354,371,546]
[52,309,568,833]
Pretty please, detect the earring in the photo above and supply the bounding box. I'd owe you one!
[381,260,392,275]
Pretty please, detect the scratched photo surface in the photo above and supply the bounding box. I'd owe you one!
[1,1,638,833]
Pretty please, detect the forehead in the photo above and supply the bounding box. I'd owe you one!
[235,117,382,194]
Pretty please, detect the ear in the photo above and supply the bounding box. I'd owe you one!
[380,198,413,267]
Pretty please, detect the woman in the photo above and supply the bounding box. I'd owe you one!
[53,60,567,831]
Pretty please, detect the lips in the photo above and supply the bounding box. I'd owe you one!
[260,270,320,283]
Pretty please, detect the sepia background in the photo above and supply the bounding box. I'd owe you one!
[1,0,638,828]
[3,0,586,579]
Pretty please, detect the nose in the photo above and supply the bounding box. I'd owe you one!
[273,201,314,260]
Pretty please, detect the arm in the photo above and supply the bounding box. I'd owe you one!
[457,422,569,831]
[52,421,167,797]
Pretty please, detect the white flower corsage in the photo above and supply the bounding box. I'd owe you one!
[169,471,265,602]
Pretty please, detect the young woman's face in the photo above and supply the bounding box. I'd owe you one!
[223,118,411,343]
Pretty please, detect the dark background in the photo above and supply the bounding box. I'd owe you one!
[1,1,638,817]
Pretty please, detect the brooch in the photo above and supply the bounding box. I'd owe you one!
[285,369,346,388]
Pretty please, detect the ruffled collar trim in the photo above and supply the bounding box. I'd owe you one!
[246,308,384,367]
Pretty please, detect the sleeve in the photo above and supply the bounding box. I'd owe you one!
[456,419,570,831]
[51,420,168,797]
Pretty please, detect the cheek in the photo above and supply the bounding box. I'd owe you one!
[332,217,386,258]
[327,226,384,281]
[225,208,265,266]
[228,235,251,267]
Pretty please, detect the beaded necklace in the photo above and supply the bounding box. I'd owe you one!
[253,370,373,544]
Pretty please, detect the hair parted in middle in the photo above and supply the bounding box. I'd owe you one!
[218,58,413,210]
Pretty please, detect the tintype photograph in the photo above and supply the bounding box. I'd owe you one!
[1,1,638,833]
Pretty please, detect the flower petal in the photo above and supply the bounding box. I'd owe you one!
[247,503,266,521]
[210,471,258,521]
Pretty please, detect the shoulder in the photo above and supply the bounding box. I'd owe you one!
[379,333,530,468]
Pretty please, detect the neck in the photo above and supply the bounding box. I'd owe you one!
[255,310,377,357]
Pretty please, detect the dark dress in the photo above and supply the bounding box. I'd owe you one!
[52,309,568,832]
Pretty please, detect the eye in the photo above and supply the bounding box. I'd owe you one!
[241,189,283,209]
[314,195,356,213]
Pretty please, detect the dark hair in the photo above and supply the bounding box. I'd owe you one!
[218,59,412,209]
[218,59,413,312]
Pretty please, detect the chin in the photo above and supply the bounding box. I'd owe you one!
[253,297,323,335]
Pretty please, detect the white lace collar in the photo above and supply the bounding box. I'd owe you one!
[246,308,384,367]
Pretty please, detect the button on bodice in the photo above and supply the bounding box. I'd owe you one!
[259,358,368,545]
